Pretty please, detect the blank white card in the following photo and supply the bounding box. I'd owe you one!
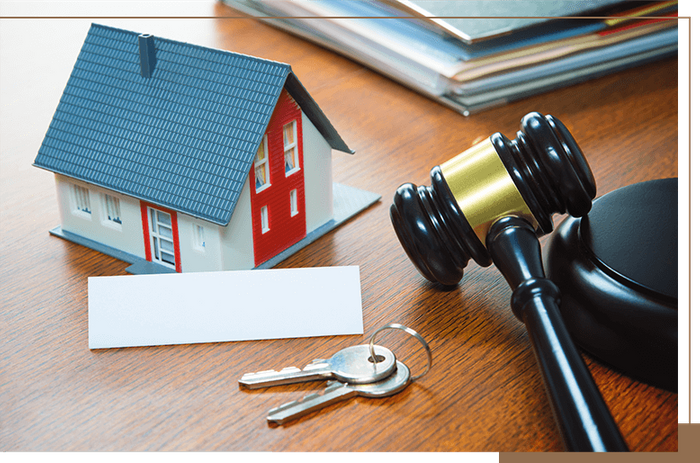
[88,266,364,349]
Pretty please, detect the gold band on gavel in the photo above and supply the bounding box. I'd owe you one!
[440,139,538,247]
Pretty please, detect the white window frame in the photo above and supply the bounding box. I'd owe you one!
[254,135,270,192]
[283,121,300,176]
[102,194,122,230]
[193,224,206,252]
[148,207,176,269]
[70,184,92,219]
[290,189,298,217]
[261,205,270,234]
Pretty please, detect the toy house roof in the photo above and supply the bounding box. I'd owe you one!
[33,23,352,226]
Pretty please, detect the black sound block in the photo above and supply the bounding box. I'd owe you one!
[543,178,678,391]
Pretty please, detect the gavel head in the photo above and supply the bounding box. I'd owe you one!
[390,112,597,286]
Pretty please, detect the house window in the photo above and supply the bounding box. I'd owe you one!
[103,194,122,227]
[148,207,176,269]
[70,184,92,218]
[254,135,270,192]
[283,121,299,175]
[261,206,269,233]
[193,224,206,251]
[290,189,298,216]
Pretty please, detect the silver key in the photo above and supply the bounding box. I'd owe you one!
[238,344,396,389]
[267,361,411,424]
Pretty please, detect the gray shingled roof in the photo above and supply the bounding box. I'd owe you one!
[34,23,352,226]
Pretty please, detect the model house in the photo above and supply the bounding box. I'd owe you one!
[34,24,377,274]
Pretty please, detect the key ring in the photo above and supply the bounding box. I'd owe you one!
[369,323,432,381]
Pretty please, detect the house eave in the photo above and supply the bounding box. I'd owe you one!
[284,73,354,154]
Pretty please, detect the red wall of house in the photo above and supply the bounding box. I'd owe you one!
[250,89,306,266]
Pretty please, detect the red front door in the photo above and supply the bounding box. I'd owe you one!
[250,90,306,266]
[141,202,182,272]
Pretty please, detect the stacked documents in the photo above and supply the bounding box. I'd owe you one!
[221,0,678,115]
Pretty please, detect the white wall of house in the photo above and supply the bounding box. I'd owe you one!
[55,174,146,258]
[220,179,255,270]
[56,174,229,273]
[301,112,333,233]
[178,215,224,273]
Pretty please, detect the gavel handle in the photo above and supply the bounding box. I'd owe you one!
[488,217,628,452]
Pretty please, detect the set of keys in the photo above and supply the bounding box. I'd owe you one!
[238,324,431,425]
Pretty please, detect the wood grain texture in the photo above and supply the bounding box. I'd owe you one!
[0,4,679,452]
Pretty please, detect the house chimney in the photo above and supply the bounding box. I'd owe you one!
[138,34,156,78]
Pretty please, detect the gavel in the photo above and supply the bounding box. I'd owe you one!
[390,112,628,452]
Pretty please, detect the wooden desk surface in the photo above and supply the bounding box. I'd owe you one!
[0,4,678,452]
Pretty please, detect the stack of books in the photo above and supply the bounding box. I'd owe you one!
[221,0,679,115]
